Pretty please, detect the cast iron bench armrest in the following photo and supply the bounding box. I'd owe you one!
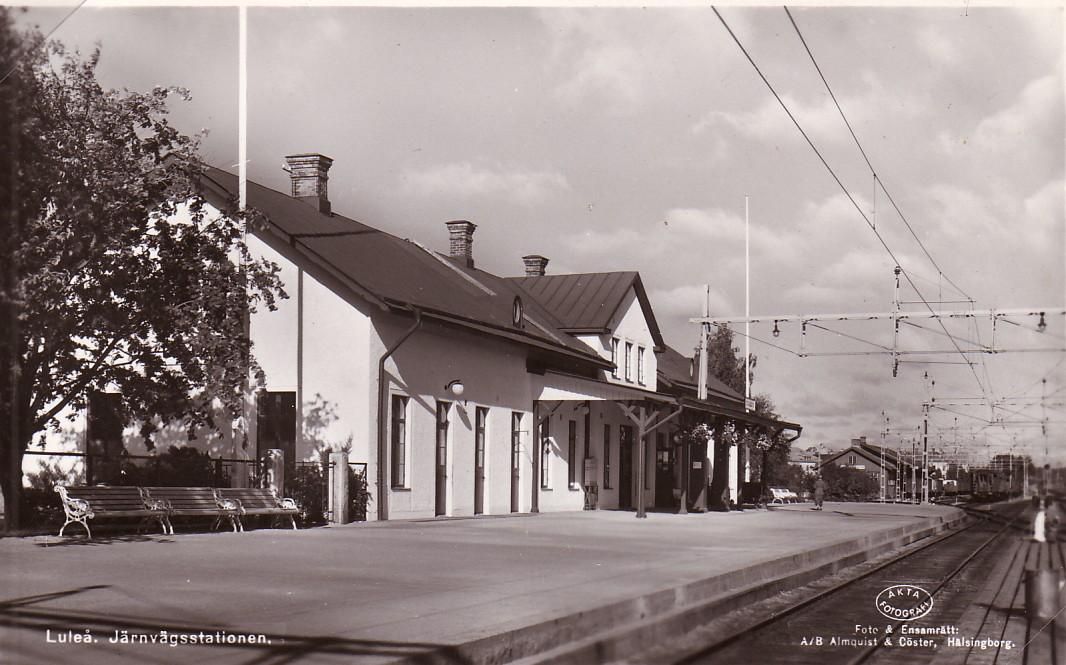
[217,488,299,530]
[54,485,169,539]
[141,487,243,534]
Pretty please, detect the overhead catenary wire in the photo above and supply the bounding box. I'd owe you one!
[712,6,986,396]
[0,0,89,87]
[784,3,1000,414]
[900,319,988,351]
[806,321,894,352]
[782,5,974,305]
[1003,357,1066,400]
[718,324,802,357]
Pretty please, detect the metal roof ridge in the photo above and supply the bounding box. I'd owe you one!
[404,238,497,296]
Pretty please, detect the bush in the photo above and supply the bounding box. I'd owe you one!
[115,446,228,487]
[809,464,879,501]
[19,488,65,530]
[289,463,327,526]
[287,461,370,526]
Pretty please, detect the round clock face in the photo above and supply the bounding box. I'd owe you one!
[512,296,523,327]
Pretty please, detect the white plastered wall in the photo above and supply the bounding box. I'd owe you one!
[371,316,536,520]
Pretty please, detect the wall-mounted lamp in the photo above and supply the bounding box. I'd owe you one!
[444,379,465,398]
[772,320,780,338]
[1037,312,1047,333]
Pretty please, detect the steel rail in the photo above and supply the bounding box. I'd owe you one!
[673,502,1028,665]
[848,503,1031,664]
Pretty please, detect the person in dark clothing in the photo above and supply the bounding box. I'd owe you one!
[813,475,826,510]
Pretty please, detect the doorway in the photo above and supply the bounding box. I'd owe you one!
[619,425,633,510]
[655,432,676,508]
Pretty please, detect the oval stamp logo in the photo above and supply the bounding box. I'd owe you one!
[876,584,934,620]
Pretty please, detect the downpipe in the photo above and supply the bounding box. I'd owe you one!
[377,306,422,521]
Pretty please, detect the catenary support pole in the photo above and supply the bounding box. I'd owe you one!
[922,404,929,504]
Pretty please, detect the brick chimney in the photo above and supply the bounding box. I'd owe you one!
[284,153,333,214]
[522,255,549,277]
[445,220,477,268]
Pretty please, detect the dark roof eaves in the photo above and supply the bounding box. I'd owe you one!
[384,299,612,370]
[200,166,600,364]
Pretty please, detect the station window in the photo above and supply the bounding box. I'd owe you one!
[625,342,633,381]
[610,338,620,378]
[637,346,646,385]
[511,412,522,481]
[390,395,408,488]
[541,418,551,489]
[568,420,577,488]
[475,407,488,474]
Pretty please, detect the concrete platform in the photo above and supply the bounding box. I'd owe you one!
[0,502,962,664]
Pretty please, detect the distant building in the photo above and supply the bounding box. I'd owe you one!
[818,439,916,500]
[789,447,821,474]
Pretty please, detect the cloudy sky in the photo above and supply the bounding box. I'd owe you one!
[17,3,1066,462]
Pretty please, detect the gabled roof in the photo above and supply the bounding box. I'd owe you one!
[820,444,913,471]
[198,166,609,370]
[508,272,666,350]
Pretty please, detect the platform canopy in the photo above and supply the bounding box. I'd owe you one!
[532,370,675,404]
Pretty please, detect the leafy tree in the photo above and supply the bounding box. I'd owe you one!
[0,14,284,529]
[704,325,755,396]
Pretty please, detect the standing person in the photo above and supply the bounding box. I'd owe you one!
[813,474,826,511]
[1034,494,1047,543]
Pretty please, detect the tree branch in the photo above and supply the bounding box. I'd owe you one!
[32,333,124,430]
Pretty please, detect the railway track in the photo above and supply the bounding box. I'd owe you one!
[630,502,1031,665]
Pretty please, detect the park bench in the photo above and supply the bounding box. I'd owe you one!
[770,487,799,504]
[141,487,242,534]
[54,485,169,539]
[216,487,299,530]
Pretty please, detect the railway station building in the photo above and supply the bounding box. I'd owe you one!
[35,153,802,521]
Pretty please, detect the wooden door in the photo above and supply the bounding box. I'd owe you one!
[619,425,633,510]
[655,432,676,508]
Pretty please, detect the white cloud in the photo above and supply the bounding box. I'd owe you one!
[649,283,735,321]
[1024,179,1064,229]
[692,75,923,146]
[917,25,959,66]
[400,161,571,206]
[538,8,729,110]
[937,74,1063,157]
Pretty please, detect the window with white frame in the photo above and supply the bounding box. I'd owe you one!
[624,342,633,381]
[540,418,551,489]
[390,394,409,488]
[637,346,646,385]
[610,337,620,378]
[568,420,577,488]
